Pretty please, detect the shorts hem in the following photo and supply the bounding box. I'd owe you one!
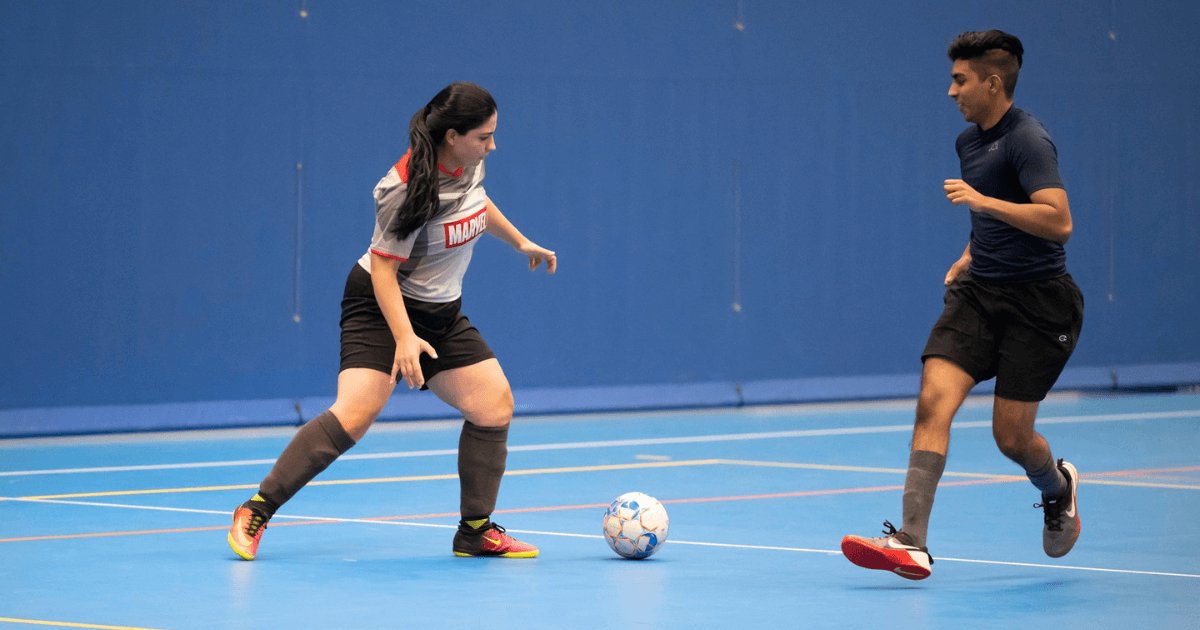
[921,352,985,384]
[338,362,391,375]
[992,388,1051,404]
[337,354,497,391]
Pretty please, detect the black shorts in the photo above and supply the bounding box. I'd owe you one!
[922,271,1084,402]
[339,264,495,390]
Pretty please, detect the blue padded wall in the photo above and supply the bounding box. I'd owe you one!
[1,1,1198,433]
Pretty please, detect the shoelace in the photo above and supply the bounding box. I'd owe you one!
[1035,498,1065,531]
[879,520,933,563]
[244,512,268,537]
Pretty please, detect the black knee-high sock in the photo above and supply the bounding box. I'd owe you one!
[257,410,356,513]
[458,422,508,529]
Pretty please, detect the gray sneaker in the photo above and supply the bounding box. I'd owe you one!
[1037,459,1080,558]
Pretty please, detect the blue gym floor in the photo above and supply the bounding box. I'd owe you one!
[2,391,1198,629]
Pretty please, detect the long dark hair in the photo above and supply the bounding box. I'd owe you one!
[393,82,497,238]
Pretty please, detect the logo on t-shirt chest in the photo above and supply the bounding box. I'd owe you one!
[444,207,488,248]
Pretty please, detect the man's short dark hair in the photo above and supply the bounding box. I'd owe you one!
[948,30,1024,98]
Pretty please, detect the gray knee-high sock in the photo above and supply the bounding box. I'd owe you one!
[901,450,947,548]
[1026,453,1068,499]
[458,422,508,526]
[258,410,356,512]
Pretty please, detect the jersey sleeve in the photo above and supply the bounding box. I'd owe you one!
[367,166,418,261]
[1012,127,1065,196]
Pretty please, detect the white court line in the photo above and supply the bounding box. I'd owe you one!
[671,540,1200,579]
[3,409,1197,478]
[929,557,1200,579]
[8,497,1198,579]
[5,497,457,529]
[0,450,461,477]
[8,498,229,515]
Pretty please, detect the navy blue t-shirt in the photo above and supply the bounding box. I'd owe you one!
[956,107,1067,282]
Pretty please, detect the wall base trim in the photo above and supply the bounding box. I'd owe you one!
[2,362,1196,438]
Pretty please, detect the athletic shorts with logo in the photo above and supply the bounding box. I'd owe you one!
[922,271,1083,402]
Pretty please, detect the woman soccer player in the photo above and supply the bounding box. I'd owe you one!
[228,81,556,560]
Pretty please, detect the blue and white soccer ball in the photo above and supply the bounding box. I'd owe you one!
[602,492,669,559]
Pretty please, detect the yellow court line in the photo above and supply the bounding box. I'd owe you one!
[308,460,722,487]
[714,459,1200,488]
[16,484,259,501]
[0,617,166,630]
[713,459,1025,480]
[503,459,723,476]
[298,473,458,487]
[15,460,722,501]
[711,459,908,474]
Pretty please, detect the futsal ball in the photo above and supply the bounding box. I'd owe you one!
[602,492,669,559]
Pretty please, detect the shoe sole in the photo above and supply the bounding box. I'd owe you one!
[841,536,930,580]
[228,531,256,561]
[453,549,539,558]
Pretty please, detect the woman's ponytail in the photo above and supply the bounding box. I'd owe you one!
[394,106,440,238]
[391,83,496,239]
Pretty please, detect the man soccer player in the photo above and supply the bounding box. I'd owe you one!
[841,30,1084,580]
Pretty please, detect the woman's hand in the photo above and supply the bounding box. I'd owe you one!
[391,333,438,389]
[519,242,557,274]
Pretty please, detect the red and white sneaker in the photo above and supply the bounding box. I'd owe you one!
[841,521,933,580]
[452,522,539,558]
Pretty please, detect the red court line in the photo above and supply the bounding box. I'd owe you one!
[375,503,610,520]
[659,477,1025,505]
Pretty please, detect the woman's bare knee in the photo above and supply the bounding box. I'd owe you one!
[329,368,395,441]
[427,359,513,428]
[463,388,513,428]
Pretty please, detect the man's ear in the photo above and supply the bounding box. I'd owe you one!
[987,74,1003,95]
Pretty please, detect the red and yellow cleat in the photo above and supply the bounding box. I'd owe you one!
[452,522,539,558]
[228,502,271,561]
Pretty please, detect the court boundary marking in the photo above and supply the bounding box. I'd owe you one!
[3,474,1197,580]
[3,399,1198,630]
[3,459,1198,581]
[2,407,1198,584]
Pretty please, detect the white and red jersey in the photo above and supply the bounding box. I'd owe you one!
[357,150,489,302]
